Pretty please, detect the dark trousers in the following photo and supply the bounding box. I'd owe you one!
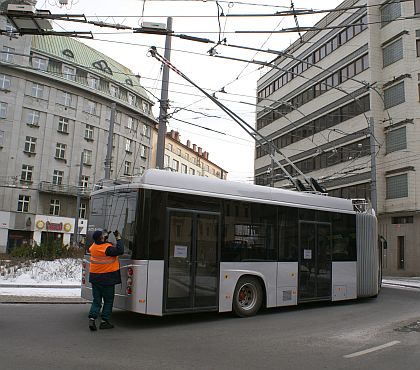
[88,283,115,321]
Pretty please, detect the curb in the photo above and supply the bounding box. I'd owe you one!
[382,282,420,290]
[0,296,87,304]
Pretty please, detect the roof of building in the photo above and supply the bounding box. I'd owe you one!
[94,169,354,213]
[31,35,151,101]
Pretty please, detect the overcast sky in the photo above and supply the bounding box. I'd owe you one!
[37,0,343,183]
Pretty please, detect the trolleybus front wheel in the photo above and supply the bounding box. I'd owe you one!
[233,276,263,317]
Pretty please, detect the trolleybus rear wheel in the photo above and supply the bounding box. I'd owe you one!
[233,276,263,317]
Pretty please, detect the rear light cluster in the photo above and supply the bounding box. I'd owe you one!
[82,260,87,285]
[126,267,134,295]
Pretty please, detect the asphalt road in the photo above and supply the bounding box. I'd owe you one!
[1,286,419,370]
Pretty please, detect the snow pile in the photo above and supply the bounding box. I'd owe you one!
[0,258,82,285]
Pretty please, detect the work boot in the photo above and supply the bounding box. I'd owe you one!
[89,318,97,331]
[99,320,114,330]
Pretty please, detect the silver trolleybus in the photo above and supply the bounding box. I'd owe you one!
[81,170,379,317]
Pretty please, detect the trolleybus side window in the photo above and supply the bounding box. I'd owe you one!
[222,201,277,261]
[148,190,167,260]
[278,206,299,261]
[331,213,357,261]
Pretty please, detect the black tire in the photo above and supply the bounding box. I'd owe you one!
[232,276,263,317]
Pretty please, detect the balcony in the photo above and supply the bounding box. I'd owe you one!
[38,181,90,198]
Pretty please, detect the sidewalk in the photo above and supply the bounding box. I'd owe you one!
[382,276,420,289]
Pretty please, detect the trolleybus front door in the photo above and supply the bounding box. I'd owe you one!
[165,210,220,312]
[298,222,332,302]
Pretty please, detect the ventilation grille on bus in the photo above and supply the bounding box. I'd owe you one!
[356,213,379,297]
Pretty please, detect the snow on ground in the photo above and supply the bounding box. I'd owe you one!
[0,259,82,297]
[0,258,81,285]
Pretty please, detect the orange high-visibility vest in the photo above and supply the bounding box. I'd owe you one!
[89,242,119,274]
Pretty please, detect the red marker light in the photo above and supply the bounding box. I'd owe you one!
[126,286,132,295]
[82,277,85,285]
[82,261,86,269]
[127,267,134,276]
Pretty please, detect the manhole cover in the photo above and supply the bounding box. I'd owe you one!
[395,321,420,333]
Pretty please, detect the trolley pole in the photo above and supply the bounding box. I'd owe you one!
[156,17,173,169]
[369,117,377,212]
[104,102,116,179]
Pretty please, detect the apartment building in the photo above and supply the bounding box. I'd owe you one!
[150,129,227,179]
[255,0,420,275]
[0,18,157,251]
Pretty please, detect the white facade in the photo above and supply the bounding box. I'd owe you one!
[255,0,420,275]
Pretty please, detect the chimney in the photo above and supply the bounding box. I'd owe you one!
[174,131,180,142]
[193,144,197,152]
[198,147,202,156]
[204,151,209,160]
[186,140,191,148]
[170,130,176,139]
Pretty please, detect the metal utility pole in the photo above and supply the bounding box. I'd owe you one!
[156,17,173,169]
[369,117,377,212]
[104,102,116,179]
[74,151,84,246]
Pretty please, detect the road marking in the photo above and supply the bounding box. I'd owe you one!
[344,341,401,359]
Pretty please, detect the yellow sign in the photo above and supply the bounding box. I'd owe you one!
[36,220,45,230]
[63,223,72,232]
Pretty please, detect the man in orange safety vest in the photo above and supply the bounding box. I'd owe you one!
[88,229,124,331]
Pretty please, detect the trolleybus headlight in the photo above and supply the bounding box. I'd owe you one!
[127,267,134,276]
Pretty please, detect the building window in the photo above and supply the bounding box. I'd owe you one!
[392,216,413,224]
[140,145,147,158]
[83,149,92,165]
[397,236,405,270]
[384,82,405,109]
[0,130,4,146]
[0,74,11,90]
[58,117,69,133]
[383,38,403,67]
[17,195,30,212]
[79,202,87,219]
[5,21,15,33]
[1,46,14,63]
[386,173,408,199]
[172,159,179,171]
[125,139,132,152]
[85,124,94,140]
[87,74,100,89]
[21,165,33,182]
[164,154,170,168]
[32,56,48,71]
[142,101,150,114]
[62,65,76,81]
[417,39,420,57]
[181,164,187,173]
[386,126,406,153]
[80,175,89,189]
[166,143,173,151]
[31,83,44,98]
[415,0,420,14]
[0,102,7,118]
[55,143,66,159]
[52,170,64,185]
[109,84,119,97]
[142,124,150,137]
[26,110,40,126]
[127,116,134,130]
[124,161,131,175]
[49,199,60,216]
[381,2,401,26]
[24,136,36,153]
[58,91,73,107]
[176,148,181,156]
[84,100,97,115]
[189,168,195,175]
[128,93,136,106]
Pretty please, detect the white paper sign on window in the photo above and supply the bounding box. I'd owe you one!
[304,249,312,259]
[174,245,188,258]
